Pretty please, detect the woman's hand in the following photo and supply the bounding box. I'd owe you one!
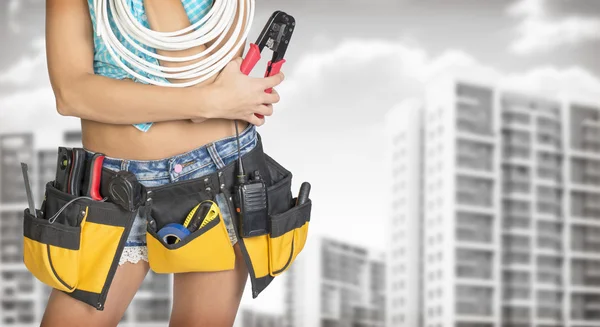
[204,58,284,126]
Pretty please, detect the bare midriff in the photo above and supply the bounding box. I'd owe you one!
[82,1,250,160]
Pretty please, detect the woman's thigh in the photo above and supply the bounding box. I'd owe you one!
[41,261,150,327]
[169,243,248,327]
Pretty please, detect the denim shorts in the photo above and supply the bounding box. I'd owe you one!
[85,124,257,265]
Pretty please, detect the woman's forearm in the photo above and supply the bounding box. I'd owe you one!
[56,73,217,125]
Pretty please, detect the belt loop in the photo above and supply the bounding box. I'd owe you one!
[120,160,129,171]
[207,143,226,169]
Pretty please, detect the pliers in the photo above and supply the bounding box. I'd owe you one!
[240,11,296,118]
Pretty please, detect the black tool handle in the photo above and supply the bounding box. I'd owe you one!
[55,147,71,193]
[297,182,311,205]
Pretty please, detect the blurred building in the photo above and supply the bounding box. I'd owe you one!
[0,129,171,326]
[387,75,600,327]
[385,101,424,327]
[285,235,386,327]
[235,308,281,327]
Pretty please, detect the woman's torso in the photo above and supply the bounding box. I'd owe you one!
[83,0,247,160]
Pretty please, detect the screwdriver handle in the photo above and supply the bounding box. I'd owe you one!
[296,182,311,206]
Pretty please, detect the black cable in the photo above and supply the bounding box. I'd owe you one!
[234,120,246,183]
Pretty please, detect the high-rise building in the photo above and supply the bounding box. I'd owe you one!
[386,100,424,327]
[0,134,36,326]
[387,75,600,327]
[285,235,386,327]
[0,129,171,326]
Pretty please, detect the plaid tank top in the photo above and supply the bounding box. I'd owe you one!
[87,0,214,132]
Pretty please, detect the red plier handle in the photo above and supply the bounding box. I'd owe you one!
[241,44,286,90]
[240,46,286,119]
[239,11,295,119]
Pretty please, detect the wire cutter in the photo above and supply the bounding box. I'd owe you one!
[241,11,296,118]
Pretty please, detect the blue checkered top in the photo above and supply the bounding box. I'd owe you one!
[87,0,214,132]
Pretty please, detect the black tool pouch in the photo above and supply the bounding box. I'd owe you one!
[22,182,138,310]
[230,150,312,298]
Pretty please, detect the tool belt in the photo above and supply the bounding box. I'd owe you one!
[21,134,312,310]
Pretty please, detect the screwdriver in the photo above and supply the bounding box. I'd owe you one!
[296,182,311,205]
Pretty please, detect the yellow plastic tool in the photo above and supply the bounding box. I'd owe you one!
[182,200,220,232]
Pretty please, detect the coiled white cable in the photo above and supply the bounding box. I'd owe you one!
[94,0,255,87]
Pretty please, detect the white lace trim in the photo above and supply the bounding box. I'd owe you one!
[119,246,148,265]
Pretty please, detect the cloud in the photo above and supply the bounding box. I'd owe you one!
[274,37,599,136]
[0,38,48,86]
[501,66,600,97]
[507,0,600,55]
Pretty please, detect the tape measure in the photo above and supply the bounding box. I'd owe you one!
[158,200,221,245]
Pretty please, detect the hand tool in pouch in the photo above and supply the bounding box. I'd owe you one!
[21,163,37,217]
[183,200,219,233]
[82,153,105,201]
[240,11,296,118]
[54,147,72,193]
[296,182,311,205]
[68,149,87,196]
[157,200,219,245]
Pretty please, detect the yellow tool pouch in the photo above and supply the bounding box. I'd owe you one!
[22,182,137,310]
[144,190,235,274]
[268,198,311,276]
[230,152,312,298]
[22,133,311,308]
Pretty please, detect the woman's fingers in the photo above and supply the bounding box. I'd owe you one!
[261,89,280,104]
[255,104,274,117]
[261,72,285,89]
[246,113,265,126]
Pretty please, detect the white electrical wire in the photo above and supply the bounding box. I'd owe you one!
[93,0,255,87]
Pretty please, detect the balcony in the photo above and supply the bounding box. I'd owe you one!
[537,121,561,137]
[503,181,530,194]
[503,216,530,231]
[504,105,531,117]
[584,163,600,177]
[457,225,492,244]
[503,112,531,131]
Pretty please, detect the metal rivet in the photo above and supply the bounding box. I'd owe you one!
[146,197,152,202]
[221,184,225,189]
[218,172,223,177]
[81,211,86,216]
[206,187,211,192]
[204,178,209,182]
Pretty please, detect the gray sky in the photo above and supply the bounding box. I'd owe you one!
[1,0,600,315]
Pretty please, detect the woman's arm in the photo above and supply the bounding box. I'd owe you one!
[46,0,282,126]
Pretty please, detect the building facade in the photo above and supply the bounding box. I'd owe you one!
[386,100,424,327]
[285,235,386,327]
[0,130,172,326]
[387,75,600,327]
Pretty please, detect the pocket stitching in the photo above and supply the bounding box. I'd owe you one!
[47,245,76,291]
[270,234,295,276]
